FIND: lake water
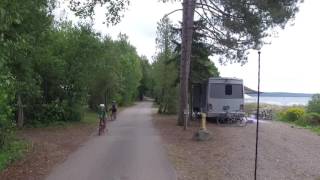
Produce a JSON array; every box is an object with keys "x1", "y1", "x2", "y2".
[{"x1": 245, "y1": 96, "x2": 311, "y2": 106}]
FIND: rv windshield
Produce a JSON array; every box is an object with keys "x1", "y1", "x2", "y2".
[{"x1": 210, "y1": 83, "x2": 243, "y2": 99}]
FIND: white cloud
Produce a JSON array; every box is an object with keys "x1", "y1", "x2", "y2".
[
  {"x1": 215, "y1": 1, "x2": 320, "y2": 94},
  {"x1": 93, "y1": 0, "x2": 182, "y2": 59},
  {"x1": 55, "y1": 0, "x2": 320, "y2": 94}
]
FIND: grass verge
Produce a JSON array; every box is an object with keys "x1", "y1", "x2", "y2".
[
  {"x1": 245, "y1": 103, "x2": 320, "y2": 135},
  {"x1": 0, "y1": 140, "x2": 28, "y2": 171},
  {"x1": 80, "y1": 110, "x2": 99, "y2": 124},
  {"x1": 0, "y1": 110, "x2": 98, "y2": 173},
  {"x1": 280, "y1": 118, "x2": 320, "y2": 135}
]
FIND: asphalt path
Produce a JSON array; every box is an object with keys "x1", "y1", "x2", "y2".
[{"x1": 46, "y1": 101, "x2": 177, "y2": 180}]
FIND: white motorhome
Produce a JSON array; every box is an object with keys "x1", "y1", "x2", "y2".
[{"x1": 192, "y1": 77, "x2": 245, "y2": 118}]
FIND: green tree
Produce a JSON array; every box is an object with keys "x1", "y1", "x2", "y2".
[
  {"x1": 168, "y1": 20, "x2": 220, "y2": 117},
  {"x1": 138, "y1": 56, "x2": 152, "y2": 100},
  {"x1": 0, "y1": 0, "x2": 147, "y2": 134},
  {"x1": 1, "y1": 0, "x2": 55, "y2": 125},
  {"x1": 109, "y1": 34, "x2": 142, "y2": 105},
  {"x1": 152, "y1": 52, "x2": 178, "y2": 114},
  {"x1": 0, "y1": 73, "x2": 14, "y2": 149},
  {"x1": 88, "y1": 33, "x2": 143, "y2": 109},
  {"x1": 152, "y1": 17, "x2": 179, "y2": 114},
  {"x1": 171, "y1": 20, "x2": 220, "y2": 84},
  {"x1": 164, "y1": 0, "x2": 303, "y2": 125},
  {"x1": 69, "y1": 0, "x2": 129, "y2": 25},
  {"x1": 307, "y1": 94, "x2": 320, "y2": 114}
]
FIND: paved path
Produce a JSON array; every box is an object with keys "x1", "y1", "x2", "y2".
[{"x1": 46, "y1": 101, "x2": 176, "y2": 180}]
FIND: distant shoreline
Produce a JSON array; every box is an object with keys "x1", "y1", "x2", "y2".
[
  {"x1": 247, "y1": 92, "x2": 314, "y2": 97},
  {"x1": 245, "y1": 95, "x2": 311, "y2": 106}
]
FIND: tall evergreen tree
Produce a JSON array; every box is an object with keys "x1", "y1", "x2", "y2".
[{"x1": 164, "y1": 0, "x2": 303, "y2": 125}]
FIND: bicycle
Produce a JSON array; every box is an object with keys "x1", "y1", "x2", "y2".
[
  {"x1": 98, "y1": 117, "x2": 106, "y2": 136},
  {"x1": 217, "y1": 111, "x2": 247, "y2": 127},
  {"x1": 110, "y1": 110, "x2": 117, "y2": 121}
]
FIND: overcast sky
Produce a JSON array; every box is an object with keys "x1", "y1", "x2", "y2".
[{"x1": 56, "y1": 0, "x2": 319, "y2": 94}]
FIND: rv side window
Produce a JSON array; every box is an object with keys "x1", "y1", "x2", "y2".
[
  {"x1": 210, "y1": 83, "x2": 243, "y2": 98},
  {"x1": 225, "y1": 84, "x2": 232, "y2": 95}
]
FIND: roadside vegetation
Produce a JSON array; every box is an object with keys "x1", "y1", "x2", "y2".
[
  {"x1": 0, "y1": 0, "x2": 150, "y2": 171},
  {"x1": 0, "y1": 140, "x2": 27, "y2": 172},
  {"x1": 0, "y1": 0, "x2": 308, "y2": 175},
  {"x1": 245, "y1": 94, "x2": 320, "y2": 134},
  {"x1": 0, "y1": 110, "x2": 102, "y2": 180},
  {"x1": 276, "y1": 94, "x2": 320, "y2": 134},
  {"x1": 151, "y1": 18, "x2": 220, "y2": 114}
]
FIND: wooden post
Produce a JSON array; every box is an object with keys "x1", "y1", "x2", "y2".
[
  {"x1": 200, "y1": 113, "x2": 207, "y2": 131},
  {"x1": 17, "y1": 95, "x2": 24, "y2": 128}
]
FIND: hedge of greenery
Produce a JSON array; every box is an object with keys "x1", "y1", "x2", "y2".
[
  {"x1": 1, "y1": 0, "x2": 151, "y2": 169},
  {"x1": 277, "y1": 94, "x2": 320, "y2": 134}
]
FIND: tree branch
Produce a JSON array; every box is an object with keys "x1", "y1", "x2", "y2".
[{"x1": 163, "y1": 8, "x2": 183, "y2": 18}]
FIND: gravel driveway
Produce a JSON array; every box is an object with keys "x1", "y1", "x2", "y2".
[{"x1": 154, "y1": 115, "x2": 320, "y2": 180}]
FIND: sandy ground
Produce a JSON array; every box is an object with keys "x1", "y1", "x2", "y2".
[
  {"x1": 45, "y1": 101, "x2": 176, "y2": 180},
  {"x1": 153, "y1": 115, "x2": 320, "y2": 180}
]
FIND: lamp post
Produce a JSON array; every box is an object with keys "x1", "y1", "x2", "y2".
[{"x1": 254, "y1": 51, "x2": 261, "y2": 180}]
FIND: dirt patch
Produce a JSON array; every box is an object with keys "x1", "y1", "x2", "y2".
[
  {"x1": 153, "y1": 114, "x2": 320, "y2": 180},
  {"x1": 0, "y1": 122, "x2": 98, "y2": 180}
]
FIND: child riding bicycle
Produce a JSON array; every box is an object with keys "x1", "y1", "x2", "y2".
[
  {"x1": 110, "y1": 101, "x2": 117, "y2": 120},
  {"x1": 98, "y1": 104, "x2": 107, "y2": 135}
]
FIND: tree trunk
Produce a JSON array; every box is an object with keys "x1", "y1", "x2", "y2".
[
  {"x1": 178, "y1": 0, "x2": 196, "y2": 126},
  {"x1": 17, "y1": 95, "x2": 24, "y2": 128}
]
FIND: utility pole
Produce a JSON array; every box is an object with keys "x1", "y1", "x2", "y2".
[{"x1": 254, "y1": 51, "x2": 261, "y2": 180}]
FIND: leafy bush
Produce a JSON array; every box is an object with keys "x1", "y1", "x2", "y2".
[
  {"x1": 307, "y1": 94, "x2": 320, "y2": 114},
  {"x1": 0, "y1": 140, "x2": 27, "y2": 171},
  {"x1": 63, "y1": 103, "x2": 84, "y2": 122},
  {"x1": 303, "y1": 112, "x2": 320, "y2": 125},
  {"x1": 26, "y1": 102, "x2": 64, "y2": 126},
  {"x1": 26, "y1": 100, "x2": 85, "y2": 126},
  {"x1": 278, "y1": 107, "x2": 305, "y2": 122},
  {"x1": 0, "y1": 74, "x2": 14, "y2": 150},
  {"x1": 275, "y1": 103, "x2": 320, "y2": 135},
  {"x1": 2, "y1": 1, "x2": 143, "y2": 127}
]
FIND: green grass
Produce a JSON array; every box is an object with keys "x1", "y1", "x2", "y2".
[
  {"x1": 0, "y1": 140, "x2": 28, "y2": 171},
  {"x1": 292, "y1": 119, "x2": 320, "y2": 135},
  {"x1": 24, "y1": 110, "x2": 99, "y2": 128},
  {"x1": 276, "y1": 114, "x2": 320, "y2": 135},
  {"x1": 0, "y1": 110, "x2": 99, "y2": 172},
  {"x1": 312, "y1": 126, "x2": 320, "y2": 134},
  {"x1": 290, "y1": 121, "x2": 320, "y2": 135},
  {"x1": 244, "y1": 103, "x2": 305, "y2": 115},
  {"x1": 81, "y1": 110, "x2": 99, "y2": 124},
  {"x1": 245, "y1": 103, "x2": 320, "y2": 135}
]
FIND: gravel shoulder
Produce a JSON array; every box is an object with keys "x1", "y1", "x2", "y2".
[{"x1": 153, "y1": 114, "x2": 320, "y2": 180}]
